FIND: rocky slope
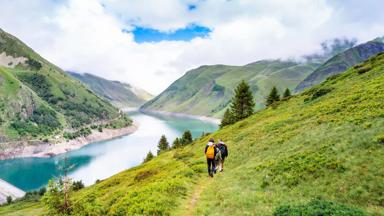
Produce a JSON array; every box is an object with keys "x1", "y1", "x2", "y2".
[{"x1": 295, "y1": 38, "x2": 384, "y2": 92}]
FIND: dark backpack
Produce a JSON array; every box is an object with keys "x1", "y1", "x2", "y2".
[{"x1": 218, "y1": 145, "x2": 227, "y2": 157}]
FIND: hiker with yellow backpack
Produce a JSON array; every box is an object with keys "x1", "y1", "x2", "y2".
[{"x1": 205, "y1": 138, "x2": 217, "y2": 177}]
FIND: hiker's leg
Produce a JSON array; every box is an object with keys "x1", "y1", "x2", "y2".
[
  {"x1": 221, "y1": 158, "x2": 225, "y2": 171},
  {"x1": 207, "y1": 159, "x2": 211, "y2": 174}
]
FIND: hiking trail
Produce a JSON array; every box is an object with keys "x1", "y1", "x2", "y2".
[{"x1": 184, "y1": 177, "x2": 213, "y2": 216}]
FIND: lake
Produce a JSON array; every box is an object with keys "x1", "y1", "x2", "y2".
[{"x1": 0, "y1": 111, "x2": 218, "y2": 191}]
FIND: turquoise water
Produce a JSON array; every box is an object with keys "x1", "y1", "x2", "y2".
[{"x1": 0, "y1": 112, "x2": 218, "y2": 191}]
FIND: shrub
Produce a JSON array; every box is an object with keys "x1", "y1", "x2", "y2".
[
  {"x1": 6, "y1": 196, "x2": 12, "y2": 205},
  {"x1": 180, "y1": 130, "x2": 193, "y2": 145},
  {"x1": 26, "y1": 58, "x2": 42, "y2": 70},
  {"x1": 39, "y1": 187, "x2": 47, "y2": 196},
  {"x1": 375, "y1": 134, "x2": 384, "y2": 144},
  {"x1": 273, "y1": 199, "x2": 367, "y2": 216},
  {"x1": 356, "y1": 65, "x2": 372, "y2": 74},
  {"x1": 304, "y1": 88, "x2": 333, "y2": 102},
  {"x1": 17, "y1": 73, "x2": 53, "y2": 101},
  {"x1": 143, "y1": 151, "x2": 154, "y2": 163},
  {"x1": 10, "y1": 106, "x2": 61, "y2": 136},
  {"x1": 72, "y1": 180, "x2": 85, "y2": 191}
]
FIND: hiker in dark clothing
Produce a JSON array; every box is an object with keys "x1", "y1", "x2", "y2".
[
  {"x1": 205, "y1": 138, "x2": 217, "y2": 177},
  {"x1": 216, "y1": 139, "x2": 228, "y2": 172}
]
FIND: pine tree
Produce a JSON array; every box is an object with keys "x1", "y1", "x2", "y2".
[
  {"x1": 143, "y1": 151, "x2": 154, "y2": 163},
  {"x1": 157, "y1": 135, "x2": 169, "y2": 154},
  {"x1": 230, "y1": 80, "x2": 255, "y2": 121},
  {"x1": 266, "y1": 86, "x2": 280, "y2": 106},
  {"x1": 180, "y1": 130, "x2": 193, "y2": 145},
  {"x1": 172, "y1": 138, "x2": 182, "y2": 149},
  {"x1": 283, "y1": 88, "x2": 291, "y2": 99},
  {"x1": 220, "y1": 108, "x2": 235, "y2": 128}
]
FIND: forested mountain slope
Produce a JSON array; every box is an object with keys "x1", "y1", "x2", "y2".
[{"x1": 0, "y1": 28, "x2": 129, "y2": 143}]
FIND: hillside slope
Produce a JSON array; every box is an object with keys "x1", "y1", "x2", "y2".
[
  {"x1": 142, "y1": 60, "x2": 318, "y2": 118},
  {"x1": 68, "y1": 72, "x2": 153, "y2": 108},
  {"x1": 295, "y1": 38, "x2": 384, "y2": 92},
  {"x1": 3, "y1": 53, "x2": 384, "y2": 215},
  {"x1": 0, "y1": 28, "x2": 128, "y2": 143}
]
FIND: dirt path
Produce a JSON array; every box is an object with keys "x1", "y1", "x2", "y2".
[{"x1": 184, "y1": 177, "x2": 213, "y2": 216}]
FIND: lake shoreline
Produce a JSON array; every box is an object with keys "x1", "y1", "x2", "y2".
[
  {"x1": 0, "y1": 121, "x2": 139, "y2": 160},
  {"x1": 139, "y1": 109, "x2": 221, "y2": 124}
]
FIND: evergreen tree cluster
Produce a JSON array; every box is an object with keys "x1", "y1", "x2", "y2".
[
  {"x1": 144, "y1": 130, "x2": 194, "y2": 163},
  {"x1": 220, "y1": 80, "x2": 292, "y2": 128},
  {"x1": 266, "y1": 87, "x2": 291, "y2": 106}
]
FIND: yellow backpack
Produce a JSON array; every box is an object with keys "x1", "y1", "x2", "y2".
[{"x1": 206, "y1": 145, "x2": 215, "y2": 159}]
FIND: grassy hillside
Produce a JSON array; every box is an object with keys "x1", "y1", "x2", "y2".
[
  {"x1": 142, "y1": 60, "x2": 318, "y2": 118},
  {"x1": 0, "y1": 28, "x2": 128, "y2": 142},
  {"x1": 3, "y1": 53, "x2": 384, "y2": 215},
  {"x1": 68, "y1": 72, "x2": 153, "y2": 108},
  {"x1": 295, "y1": 39, "x2": 384, "y2": 92}
]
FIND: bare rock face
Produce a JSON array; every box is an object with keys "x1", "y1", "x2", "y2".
[{"x1": 0, "y1": 52, "x2": 27, "y2": 68}]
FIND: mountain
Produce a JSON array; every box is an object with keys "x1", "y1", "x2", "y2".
[
  {"x1": 0, "y1": 28, "x2": 130, "y2": 143},
  {"x1": 3, "y1": 52, "x2": 384, "y2": 215},
  {"x1": 295, "y1": 38, "x2": 384, "y2": 92},
  {"x1": 140, "y1": 39, "x2": 357, "y2": 118},
  {"x1": 68, "y1": 72, "x2": 153, "y2": 108},
  {"x1": 141, "y1": 60, "x2": 319, "y2": 118}
]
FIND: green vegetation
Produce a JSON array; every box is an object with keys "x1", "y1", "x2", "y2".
[
  {"x1": 266, "y1": 86, "x2": 280, "y2": 106},
  {"x1": 295, "y1": 39, "x2": 384, "y2": 92},
  {"x1": 143, "y1": 151, "x2": 154, "y2": 163},
  {"x1": 157, "y1": 135, "x2": 170, "y2": 154},
  {"x1": 4, "y1": 51, "x2": 384, "y2": 216},
  {"x1": 26, "y1": 58, "x2": 42, "y2": 71},
  {"x1": 220, "y1": 81, "x2": 255, "y2": 127},
  {"x1": 180, "y1": 130, "x2": 193, "y2": 145},
  {"x1": 10, "y1": 106, "x2": 61, "y2": 136},
  {"x1": 68, "y1": 72, "x2": 153, "y2": 108},
  {"x1": 273, "y1": 199, "x2": 367, "y2": 216},
  {"x1": 6, "y1": 196, "x2": 12, "y2": 205},
  {"x1": 282, "y1": 88, "x2": 291, "y2": 99},
  {"x1": 0, "y1": 28, "x2": 129, "y2": 143},
  {"x1": 142, "y1": 60, "x2": 319, "y2": 118},
  {"x1": 172, "y1": 137, "x2": 182, "y2": 149},
  {"x1": 229, "y1": 80, "x2": 255, "y2": 120}
]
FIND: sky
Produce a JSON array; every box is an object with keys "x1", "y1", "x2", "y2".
[{"x1": 0, "y1": 0, "x2": 384, "y2": 94}]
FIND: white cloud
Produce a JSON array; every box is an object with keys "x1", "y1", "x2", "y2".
[{"x1": 0, "y1": 0, "x2": 383, "y2": 94}]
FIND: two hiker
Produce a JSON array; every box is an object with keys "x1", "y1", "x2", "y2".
[{"x1": 204, "y1": 138, "x2": 228, "y2": 177}]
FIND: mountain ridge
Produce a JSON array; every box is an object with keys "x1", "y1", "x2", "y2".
[
  {"x1": 68, "y1": 72, "x2": 153, "y2": 108},
  {"x1": 295, "y1": 39, "x2": 384, "y2": 91},
  {"x1": 141, "y1": 59, "x2": 319, "y2": 118}
]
